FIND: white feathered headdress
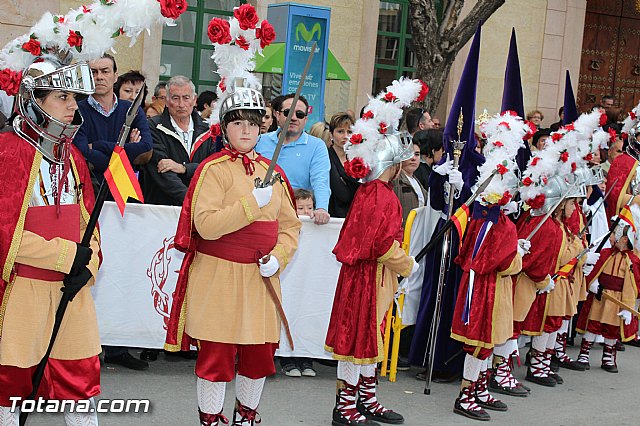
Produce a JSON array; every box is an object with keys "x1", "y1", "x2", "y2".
[{"x1": 0, "y1": 0, "x2": 188, "y2": 95}]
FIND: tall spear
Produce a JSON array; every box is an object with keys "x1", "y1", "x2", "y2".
[{"x1": 423, "y1": 110, "x2": 466, "y2": 395}]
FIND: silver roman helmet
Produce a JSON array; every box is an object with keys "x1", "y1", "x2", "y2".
[
  {"x1": 218, "y1": 78, "x2": 265, "y2": 123},
  {"x1": 13, "y1": 56, "x2": 94, "y2": 164},
  {"x1": 360, "y1": 131, "x2": 414, "y2": 183},
  {"x1": 530, "y1": 175, "x2": 570, "y2": 217},
  {"x1": 627, "y1": 122, "x2": 640, "y2": 161},
  {"x1": 574, "y1": 165, "x2": 604, "y2": 186}
]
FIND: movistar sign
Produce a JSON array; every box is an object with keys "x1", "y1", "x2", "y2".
[{"x1": 295, "y1": 22, "x2": 322, "y2": 42}]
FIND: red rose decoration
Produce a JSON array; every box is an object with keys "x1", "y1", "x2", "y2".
[
  {"x1": 67, "y1": 30, "x2": 83, "y2": 52},
  {"x1": 416, "y1": 80, "x2": 429, "y2": 102},
  {"x1": 631, "y1": 111, "x2": 637, "y2": 121},
  {"x1": 234, "y1": 4, "x2": 259, "y2": 30},
  {"x1": 600, "y1": 112, "x2": 607, "y2": 126},
  {"x1": 235, "y1": 36, "x2": 250, "y2": 50},
  {"x1": 622, "y1": 132, "x2": 629, "y2": 140},
  {"x1": 345, "y1": 158, "x2": 370, "y2": 179},
  {"x1": 498, "y1": 191, "x2": 512, "y2": 206},
  {"x1": 523, "y1": 121, "x2": 537, "y2": 140},
  {"x1": 379, "y1": 122, "x2": 388, "y2": 134},
  {"x1": 350, "y1": 133, "x2": 363, "y2": 144},
  {"x1": 559, "y1": 151, "x2": 569, "y2": 162},
  {"x1": 503, "y1": 110, "x2": 518, "y2": 117},
  {"x1": 522, "y1": 177, "x2": 533, "y2": 186},
  {"x1": 496, "y1": 164, "x2": 508, "y2": 175},
  {"x1": 22, "y1": 38, "x2": 41, "y2": 56},
  {"x1": 208, "y1": 18, "x2": 232, "y2": 45},
  {"x1": 158, "y1": 0, "x2": 188, "y2": 20},
  {"x1": 552, "y1": 132, "x2": 563, "y2": 142},
  {"x1": 571, "y1": 162, "x2": 577, "y2": 172},
  {"x1": 608, "y1": 127, "x2": 617, "y2": 143},
  {"x1": 584, "y1": 153, "x2": 593, "y2": 161},
  {"x1": 542, "y1": 176, "x2": 548, "y2": 185},
  {"x1": 256, "y1": 20, "x2": 276, "y2": 49},
  {"x1": 531, "y1": 157, "x2": 539, "y2": 166},
  {"x1": 0, "y1": 69, "x2": 22, "y2": 97},
  {"x1": 383, "y1": 92, "x2": 396, "y2": 102},
  {"x1": 209, "y1": 123, "x2": 221, "y2": 138},
  {"x1": 82, "y1": 5, "x2": 92, "y2": 13},
  {"x1": 563, "y1": 123, "x2": 575, "y2": 131},
  {"x1": 498, "y1": 121, "x2": 511, "y2": 130},
  {"x1": 218, "y1": 77, "x2": 226, "y2": 93},
  {"x1": 527, "y1": 194, "x2": 546, "y2": 210},
  {"x1": 362, "y1": 110, "x2": 374, "y2": 120},
  {"x1": 493, "y1": 141, "x2": 504, "y2": 147}
]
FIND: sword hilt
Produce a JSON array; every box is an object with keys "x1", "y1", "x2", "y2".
[{"x1": 254, "y1": 172, "x2": 281, "y2": 189}]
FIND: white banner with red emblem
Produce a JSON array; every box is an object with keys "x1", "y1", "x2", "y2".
[{"x1": 91, "y1": 202, "x2": 350, "y2": 358}]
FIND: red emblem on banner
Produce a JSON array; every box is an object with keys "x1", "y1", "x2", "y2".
[{"x1": 146, "y1": 236, "x2": 178, "y2": 329}]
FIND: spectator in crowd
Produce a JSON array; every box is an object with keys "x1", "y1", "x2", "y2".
[
  {"x1": 605, "y1": 107, "x2": 622, "y2": 126},
  {"x1": 432, "y1": 117, "x2": 441, "y2": 129},
  {"x1": 152, "y1": 81, "x2": 168, "y2": 109},
  {"x1": 73, "y1": 53, "x2": 152, "y2": 371},
  {"x1": 393, "y1": 142, "x2": 427, "y2": 226},
  {"x1": 256, "y1": 93, "x2": 331, "y2": 226},
  {"x1": 602, "y1": 94, "x2": 615, "y2": 111},
  {"x1": 140, "y1": 75, "x2": 213, "y2": 207},
  {"x1": 601, "y1": 123, "x2": 624, "y2": 174},
  {"x1": 526, "y1": 109, "x2": 544, "y2": 129},
  {"x1": 261, "y1": 101, "x2": 277, "y2": 134},
  {"x1": 309, "y1": 121, "x2": 331, "y2": 147},
  {"x1": 531, "y1": 128, "x2": 551, "y2": 152},
  {"x1": 327, "y1": 112, "x2": 359, "y2": 218},
  {"x1": 114, "y1": 70, "x2": 147, "y2": 102},
  {"x1": 295, "y1": 188, "x2": 315, "y2": 216},
  {"x1": 145, "y1": 100, "x2": 164, "y2": 118},
  {"x1": 405, "y1": 107, "x2": 435, "y2": 136},
  {"x1": 412, "y1": 129, "x2": 443, "y2": 190},
  {"x1": 196, "y1": 90, "x2": 217, "y2": 120},
  {"x1": 550, "y1": 106, "x2": 564, "y2": 131}
]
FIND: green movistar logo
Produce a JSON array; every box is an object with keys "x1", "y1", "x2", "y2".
[{"x1": 295, "y1": 22, "x2": 321, "y2": 42}]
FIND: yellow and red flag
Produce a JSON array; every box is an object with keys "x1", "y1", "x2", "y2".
[
  {"x1": 104, "y1": 145, "x2": 144, "y2": 216},
  {"x1": 619, "y1": 204, "x2": 636, "y2": 232},
  {"x1": 555, "y1": 257, "x2": 577, "y2": 278},
  {"x1": 451, "y1": 204, "x2": 470, "y2": 246}
]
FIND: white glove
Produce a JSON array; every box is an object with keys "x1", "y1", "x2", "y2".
[
  {"x1": 517, "y1": 239, "x2": 531, "y2": 257},
  {"x1": 409, "y1": 256, "x2": 420, "y2": 276},
  {"x1": 503, "y1": 201, "x2": 519, "y2": 216},
  {"x1": 538, "y1": 276, "x2": 555, "y2": 294},
  {"x1": 448, "y1": 169, "x2": 463, "y2": 193},
  {"x1": 259, "y1": 255, "x2": 279, "y2": 277},
  {"x1": 433, "y1": 154, "x2": 454, "y2": 176},
  {"x1": 589, "y1": 279, "x2": 600, "y2": 294},
  {"x1": 583, "y1": 263, "x2": 594, "y2": 276},
  {"x1": 252, "y1": 186, "x2": 273, "y2": 208},
  {"x1": 618, "y1": 310, "x2": 632, "y2": 326},
  {"x1": 586, "y1": 252, "x2": 600, "y2": 265}
]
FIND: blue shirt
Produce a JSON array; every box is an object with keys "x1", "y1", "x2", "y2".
[
  {"x1": 256, "y1": 130, "x2": 331, "y2": 211},
  {"x1": 74, "y1": 98, "x2": 152, "y2": 183}
]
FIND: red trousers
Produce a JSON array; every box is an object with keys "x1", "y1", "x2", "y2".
[
  {"x1": 0, "y1": 356, "x2": 100, "y2": 406},
  {"x1": 195, "y1": 341, "x2": 278, "y2": 382}
]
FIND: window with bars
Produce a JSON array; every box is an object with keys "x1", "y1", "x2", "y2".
[{"x1": 159, "y1": 0, "x2": 243, "y2": 93}]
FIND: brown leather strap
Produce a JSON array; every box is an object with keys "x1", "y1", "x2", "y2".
[{"x1": 260, "y1": 275, "x2": 294, "y2": 350}]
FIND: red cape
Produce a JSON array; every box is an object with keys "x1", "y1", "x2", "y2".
[
  {"x1": 324, "y1": 180, "x2": 403, "y2": 363},
  {"x1": 0, "y1": 132, "x2": 97, "y2": 337},
  {"x1": 606, "y1": 153, "x2": 638, "y2": 221},
  {"x1": 164, "y1": 151, "x2": 295, "y2": 351},
  {"x1": 450, "y1": 213, "x2": 518, "y2": 347}
]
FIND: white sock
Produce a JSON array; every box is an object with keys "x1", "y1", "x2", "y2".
[
  {"x1": 0, "y1": 406, "x2": 18, "y2": 426},
  {"x1": 462, "y1": 354, "x2": 483, "y2": 382},
  {"x1": 559, "y1": 319, "x2": 570, "y2": 335},
  {"x1": 493, "y1": 341, "x2": 511, "y2": 358},
  {"x1": 235, "y1": 375, "x2": 265, "y2": 410},
  {"x1": 546, "y1": 331, "x2": 558, "y2": 350},
  {"x1": 197, "y1": 377, "x2": 226, "y2": 414},
  {"x1": 532, "y1": 334, "x2": 549, "y2": 352},
  {"x1": 604, "y1": 338, "x2": 616, "y2": 346},
  {"x1": 583, "y1": 332, "x2": 597, "y2": 342},
  {"x1": 360, "y1": 363, "x2": 376, "y2": 378},
  {"x1": 337, "y1": 361, "x2": 361, "y2": 386},
  {"x1": 63, "y1": 398, "x2": 98, "y2": 426}
]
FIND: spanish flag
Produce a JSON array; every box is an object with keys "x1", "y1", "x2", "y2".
[
  {"x1": 451, "y1": 204, "x2": 470, "y2": 246},
  {"x1": 619, "y1": 204, "x2": 636, "y2": 232},
  {"x1": 555, "y1": 257, "x2": 577, "y2": 278},
  {"x1": 104, "y1": 145, "x2": 144, "y2": 216}
]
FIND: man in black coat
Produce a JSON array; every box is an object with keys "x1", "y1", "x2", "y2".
[{"x1": 141, "y1": 76, "x2": 218, "y2": 206}]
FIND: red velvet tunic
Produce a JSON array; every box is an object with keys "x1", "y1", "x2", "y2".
[
  {"x1": 325, "y1": 180, "x2": 413, "y2": 364},
  {"x1": 450, "y1": 213, "x2": 521, "y2": 350}
]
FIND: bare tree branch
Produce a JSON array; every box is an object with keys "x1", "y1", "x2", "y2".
[{"x1": 438, "y1": 0, "x2": 456, "y2": 36}]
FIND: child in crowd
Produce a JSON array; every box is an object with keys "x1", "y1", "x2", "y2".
[{"x1": 295, "y1": 189, "x2": 315, "y2": 217}]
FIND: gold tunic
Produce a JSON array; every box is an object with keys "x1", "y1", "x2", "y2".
[{"x1": 184, "y1": 157, "x2": 301, "y2": 345}]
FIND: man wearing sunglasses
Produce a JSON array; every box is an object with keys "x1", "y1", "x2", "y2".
[{"x1": 256, "y1": 94, "x2": 331, "y2": 226}]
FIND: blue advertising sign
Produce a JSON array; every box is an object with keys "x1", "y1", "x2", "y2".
[{"x1": 268, "y1": 4, "x2": 330, "y2": 128}]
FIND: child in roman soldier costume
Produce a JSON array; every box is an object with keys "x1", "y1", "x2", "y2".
[
  {"x1": 449, "y1": 112, "x2": 531, "y2": 421},
  {"x1": 164, "y1": 7, "x2": 298, "y2": 426},
  {"x1": 324, "y1": 78, "x2": 425, "y2": 426},
  {"x1": 575, "y1": 206, "x2": 640, "y2": 372}
]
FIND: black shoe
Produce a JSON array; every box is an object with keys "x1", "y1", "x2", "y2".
[
  {"x1": 140, "y1": 349, "x2": 159, "y2": 361},
  {"x1": 104, "y1": 352, "x2": 149, "y2": 371},
  {"x1": 475, "y1": 398, "x2": 508, "y2": 412},
  {"x1": 558, "y1": 358, "x2": 587, "y2": 371},
  {"x1": 164, "y1": 350, "x2": 197, "y2": 361},
  {"x1": 627, "y1": 339, "x2": 640, "y2": 348},
  {"x1": 549, "y1": 371, "x2": 563, "y2": 384},
  {"x1": 332, "y1": 407, "x2": 380, "y2": 425},
  {"x1": 453, "y1": 398, "x2": 490, "y2": 421},
  {"x1": 525, "y1": 369, "x2": 556, "y2": 387},
  {"x1": 356, "y1": 400, "x2": 404, "y2": 424},
  {"x1": 616, "y1": 341, "x2": 625, "y2": 352},
  {"x1": 601, "y1": 363, "x2": 619, "y2": 373},
  {"x1": 488, "y1": 376, "x2": 529, "y2": 397}
]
